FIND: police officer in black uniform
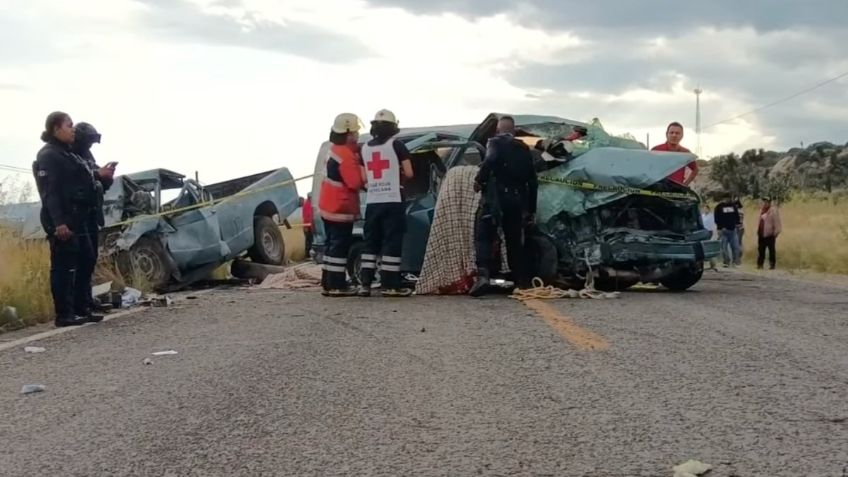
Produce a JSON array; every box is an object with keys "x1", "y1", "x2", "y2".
[
  {"x1": 72, "y1": 122, "x2": 116, "y2": 315},
  {"x1": 33, "y1": 112, "x2": 102, "y2": 327},
  {"x1": 470, "y1": 115, "x2": 538, "y2": 297}
]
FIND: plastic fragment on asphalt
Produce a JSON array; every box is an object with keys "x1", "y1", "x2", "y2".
[
  {"x1": 122, "y1": 288, "x2": 142, "y2": 307},
  {"x1": 673, "y1": 459, "x2": 712, "y2": 477},
  {"x1": 24, "y1": 346, "x2": 46, "y2": 353},
  {"x1": 152, "y1": 350, "x2": 178, "y2": 356},
  {"x1": 20, "y1": 384, "x2": 46, "y2": 395}
]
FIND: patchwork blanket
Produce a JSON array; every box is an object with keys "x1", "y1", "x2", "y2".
[{"x1": 415, "y1": 166, "x2": 507, "y2": 295}]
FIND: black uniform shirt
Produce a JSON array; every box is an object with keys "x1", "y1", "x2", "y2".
[
  {"x1": 33, "y1": 139, "x2": 97, "y2": 233},
  {"x1": 475, "y1": 133, "x2": 538, "y2": 214}
]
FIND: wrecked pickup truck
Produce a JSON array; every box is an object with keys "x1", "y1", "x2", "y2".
[
  {"x1": 18, "y1": 167, "x2": 299, "y2": 289},
  {"x1": 310, "y1": 113, "x2": 719, "y2": 291}
]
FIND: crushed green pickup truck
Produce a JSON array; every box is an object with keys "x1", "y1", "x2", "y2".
[{"x1": 308, "y1": 112, "x2": 719, "y2": 291}]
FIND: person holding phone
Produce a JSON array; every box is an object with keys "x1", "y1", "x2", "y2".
[
  {"x1": 33, "y1": 112, "x2": 100, "y2": 327},
  {"x1": 72, "y1": 122, "x2": 116, "y2": 319}
]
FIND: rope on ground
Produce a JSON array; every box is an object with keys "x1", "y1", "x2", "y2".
[{"x1": 510, "y1": 277, "x2": 620, "y2": 301}]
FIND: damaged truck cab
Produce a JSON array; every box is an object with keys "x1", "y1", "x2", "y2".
[{"x1": 101, "y1": 167, "x2": 299, "y2": 290}]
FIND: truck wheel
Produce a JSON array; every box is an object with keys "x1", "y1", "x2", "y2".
[
  {"x1": 526, "y1": 235, "x2": 558, "y2": 285},
  {"x1": 660, "y1": 262, "x2": 704, "y2": 292},
  {"x1": 248, "y1": 216, "x2": 285, "y2": 265},
  {"x1": 117, "y1": 237, "x2": 173, "y2": 290}
]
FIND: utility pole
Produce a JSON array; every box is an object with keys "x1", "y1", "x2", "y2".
[{"x1": 694, "y1": 86, "x2": 703, "y2": 158}]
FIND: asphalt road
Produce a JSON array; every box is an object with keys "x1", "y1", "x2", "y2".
[{"x1": 1, "y1": 271, "x2": 847, "y2": 477}]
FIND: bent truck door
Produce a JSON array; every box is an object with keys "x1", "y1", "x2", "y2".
[
  {"x1": 165, "y1": 182, "x2": 225, "y2": 269},
  {"x1": 400, "y1": 139, "x2": 485, "y2": 273}
]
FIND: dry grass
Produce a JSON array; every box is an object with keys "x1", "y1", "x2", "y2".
[
  {"x1": 739, "y1": 197, "x2": 848, "y2": 274},
  {"x1": 0, "y1": 228, "x2": 53, "y2": 331}
]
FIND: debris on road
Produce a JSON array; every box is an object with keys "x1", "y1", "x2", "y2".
[
  {"x1": 20, "y1": 384, "x2": 46, "y2": 395},
  {"x1": 147, "y1": 295, "x2": 173, "y2": 307},
  {"x1": 152, "y1": 350, "x2": 178, "y2": 356},
  {"x1": 673, "y1": 459, "x2": 712, "y2": 477},
  {"x1": 1, "y1": 305, "x2": 20, "y2": 327},
  {"x1": 91, "y1": 282, "x2": 113, "y2": 301},
  {"x1": 258, "y1": 263, "x2": 322, "y2": 290},
  {"x1": 143, "y1": 358, "x2": 153, "y2": 365},
  {"x1": 122, "y1": 287, "x2": 143, "y2": 307},
  {"x1": 24, "y1": 346, "x2": 46, "y2": 353}
]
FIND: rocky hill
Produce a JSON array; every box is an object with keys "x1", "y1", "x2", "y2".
[{"x1": 692, "y1": 142, "x2": 848, "y2": 201}]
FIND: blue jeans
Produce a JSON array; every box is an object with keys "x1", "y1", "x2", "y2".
[{"x1": 719, "y1": 228, "x2": 741, "y2": 266}]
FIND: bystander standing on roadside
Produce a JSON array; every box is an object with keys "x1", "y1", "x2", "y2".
[
  {"x1": 701, "y1": 203, "x2": 717, "y2": 270},
  {"x1": 302, "y1": 193, "x2": 314, "y2": 260},
  {"x1": 714, "y1": 194, "x2": 742, "y2": 268},
  {"x1": 757, "y1": 197, "x2": 782, "y2": 270},
  {"x1": 733, "y1": 195, "x2": 746, "y2": 256}
]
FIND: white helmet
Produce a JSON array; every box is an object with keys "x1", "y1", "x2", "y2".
[
  {"x1": 332, "y1": 113, "x2": 362, "y2": 134},
  {"x1": 372, "y1": 109, "x2": 399, "y2": 125}
]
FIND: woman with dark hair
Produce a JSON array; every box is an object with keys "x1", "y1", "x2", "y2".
[
  {"x1": 317, "y1": 113, "x2": 365, "y2": 296},
  {"x1": 32, "y1": 111, "x2": 101, "y2": 327}
]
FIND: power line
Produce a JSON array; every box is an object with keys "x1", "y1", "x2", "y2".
[
  {"x1": 702, "y1": 70, "x2": 848, "y2": 131},
  {"x1": 0, "y1": 164, "x2": 31, "y2": 174}
]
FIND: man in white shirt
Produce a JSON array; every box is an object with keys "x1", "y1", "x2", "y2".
[{"x1": 701, "y1": 203, "x2": 717, "y2": 270}]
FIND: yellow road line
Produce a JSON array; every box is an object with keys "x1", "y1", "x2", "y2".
[{"x1": 522, "y1": 299, "x2": 610, "y2": 351}]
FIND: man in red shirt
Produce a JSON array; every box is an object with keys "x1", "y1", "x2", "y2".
[
  {"x1": 302, "y1": 193, "x2": 313, "y2": 259},
  {"x1": 651, "y1": 122, "x2": 698, "y2": 185}
]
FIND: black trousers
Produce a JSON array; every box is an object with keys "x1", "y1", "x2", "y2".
[
  {"x1": 757, "y1": 235, "x2": 777, "y2": 269},
  {"x1": 86, "y1": 214, "x2": 101, "y2": 308},
  {"x1": 475, "y1": 195, "x2": 528, "y2": 288},
  {"x1": 304, "y1": 228, "x2": 313, "y2": 259},
  {"x1": 323, "y1": 220, "x2": 353, "y2": 290},
  {"x1": 360, "y1": 202, "x2": 406, "y2": 290},
  {"x1": 48, "y1": 218, "x2": 96, "y2": 319}
]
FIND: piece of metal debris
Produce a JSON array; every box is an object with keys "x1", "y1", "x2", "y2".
[
  {"x1": 24, "y1": 346, "x2": 46, "y2": 353},
  {"x1": 152, "y1": 350, "x2": 178, "y2": 356},
  {"x1": 673, "y1": 459, "x2": 712, "y2": 477},
  {"x1": 20, "y1": 384, "x2": 46, "y2": 395}
]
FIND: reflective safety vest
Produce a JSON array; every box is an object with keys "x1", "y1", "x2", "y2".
[
  {"x1": 318, "y1": 144, "x2": 364, "y2": 223},
  {"x1": 361, "y1": 138, "x2": 402, "y2": 204}
]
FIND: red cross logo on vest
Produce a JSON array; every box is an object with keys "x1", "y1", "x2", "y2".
[{"x1": 367, "y1": 151, "x2": 390, "y2": 179}]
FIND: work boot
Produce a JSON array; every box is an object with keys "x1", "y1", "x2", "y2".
[
  {"x1": 469, "y1": 269, "x2": 490, "y2": 297},
  {"x1": 357, "y1": 286, "x2": 371, "y2": 297},
  {"x1": 55, "y1": 314, "x2": 89, "y2": 327},
  {"x1": 77, "y1": 309, "x2": 104, "y2": 323},
  {"x1": 326, "y1": 287, "x2": 358, "y2": 297},
  {"x1": 381, "y1": 288, "x2": 413, "y2": 298}
]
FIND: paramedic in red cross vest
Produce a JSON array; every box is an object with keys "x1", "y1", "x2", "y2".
[
  {"x1": 651, "y1": 121, "x2": 698, "y2": 185},
  {"x1": 318, "y1": 113, "x2": 365, "y2": 297},
  {"x1": 357, "y1": 109, "x2": 415, "y2": 298}
]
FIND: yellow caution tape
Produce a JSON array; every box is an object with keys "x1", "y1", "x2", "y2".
[
  {"x1": 538, "y1": 176, "x2": 698, "y2": 201},
  {"x1": 107, "y1": 174, "x2": 313, "y2": 229}
]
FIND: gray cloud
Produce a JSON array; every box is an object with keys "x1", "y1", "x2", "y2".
[
  {"x1": 133, "y1": 0, "x2": 374, "y2": 63},
  {"x1": 365, "y1": 0, "x2": 848, "y2": 33},
  {"x1": 365, "y1": 0, "x2": 848, "y2": 152}
]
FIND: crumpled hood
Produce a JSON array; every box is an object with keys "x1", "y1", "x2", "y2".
[{"x1": 537, "y1": 147, "x2": 697, "y2": 222}]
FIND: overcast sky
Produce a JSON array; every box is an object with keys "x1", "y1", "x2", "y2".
[{"x1": 2, "y1": 0, "x2": 846, "y2": 194}]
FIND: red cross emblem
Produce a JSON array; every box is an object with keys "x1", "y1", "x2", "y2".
[{"x1": 367, "y1": 151, "x2": 390, "y2": 179}]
